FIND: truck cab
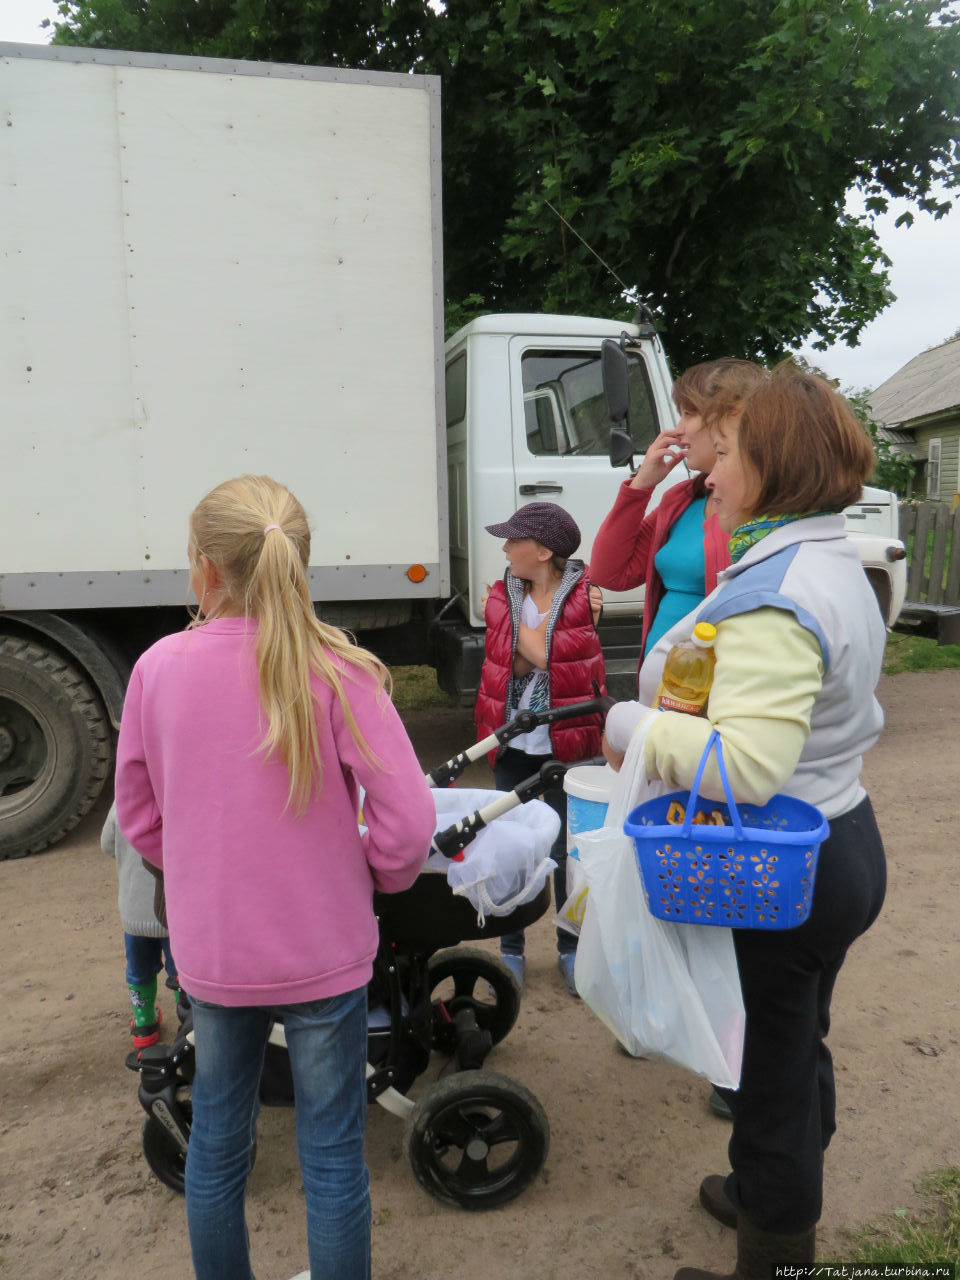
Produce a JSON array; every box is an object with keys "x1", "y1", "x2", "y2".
[{"x1": 445, "y1": 314, "x2": 682, "y2": 631}]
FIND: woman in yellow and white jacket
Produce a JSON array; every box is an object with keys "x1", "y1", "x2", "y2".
[{"x1": 605, "y1": 368, "x2": 887, "y2": 1280}]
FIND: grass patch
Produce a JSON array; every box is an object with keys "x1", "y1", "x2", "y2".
[
  {"x1": 825, "y1": 1167, "x2": 960, "y2": 1268},
  {"x1": 388, "y1": 664, "x2": 457, "y2": 711},
  {"x1": 883, "y1": 632, "x2": 960, "y2": 675}
]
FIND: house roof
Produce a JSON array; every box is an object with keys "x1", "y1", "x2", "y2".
[{"x1": 868, "y1": 336, "x2": 960, "y2": 430}]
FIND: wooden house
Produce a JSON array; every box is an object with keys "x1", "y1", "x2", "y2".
[{"x1": 869, "y1": 336, "x2": 960, "y2": 505}]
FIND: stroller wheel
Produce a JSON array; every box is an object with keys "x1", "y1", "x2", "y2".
[
  {"x1": 428, "y1": 948, "x2": 521, "y2": 1055},
  {"x1": 403, "y1": 1069, "x2": 549, "y2": 1210},
  {"x1": 141, "y1": 1094, "x2": 257, "y2": 1195},
  {"x1": 142, "y1": 1091, "x2": 192, "y2": 1194}
]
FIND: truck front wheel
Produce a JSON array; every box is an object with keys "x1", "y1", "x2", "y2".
[{"x1": 0, "y1": 637, "x2": 112, "y2": 859}]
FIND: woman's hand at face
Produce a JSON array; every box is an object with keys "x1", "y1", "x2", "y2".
[{"x1": 629, "y1": 428, "x2": 688, "y2": 490}]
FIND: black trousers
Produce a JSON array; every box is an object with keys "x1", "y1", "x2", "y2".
[{"x1": 721, "y1": 795, "x2": 886, "y2": 1233}]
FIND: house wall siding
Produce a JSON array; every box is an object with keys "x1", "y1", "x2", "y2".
[{"x1": 914, "y1": 417, "x2": 960, "y2": 500}]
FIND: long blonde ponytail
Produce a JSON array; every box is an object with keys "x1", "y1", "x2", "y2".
[{"x1": 189, "y1": 475, "x2": 391, "y2": 813}]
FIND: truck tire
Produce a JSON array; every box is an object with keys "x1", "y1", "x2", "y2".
[
  {"x1": 0, "y1": 636, "x2": 112, "y2": 859},
  {"x1": 316, "y1": 601, "x2": 414, "y2": 632}
]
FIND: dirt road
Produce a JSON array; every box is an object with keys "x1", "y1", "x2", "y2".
[{"x1": 2, "y1": 672, "x2": 958, "y2": 1280}]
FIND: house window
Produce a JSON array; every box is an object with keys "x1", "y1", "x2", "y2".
[{"x1": 926, "y1": 438, "x2": 941, "y2": 499}]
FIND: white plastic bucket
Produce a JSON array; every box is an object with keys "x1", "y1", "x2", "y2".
[{"x1": 563, "y1": 764, "x2": 616, "y2": 861}]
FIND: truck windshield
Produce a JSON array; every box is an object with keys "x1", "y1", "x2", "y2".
[{"x1": 521, "y1": 348, "x2": 657, "y2": 458}]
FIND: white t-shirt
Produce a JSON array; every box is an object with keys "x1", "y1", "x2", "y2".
[{"x1": 506, "y1": 595, "x2": 552, "y2": 755}]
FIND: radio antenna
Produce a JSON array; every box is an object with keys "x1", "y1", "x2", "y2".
[{"x1": 543, "y1": 197, "x2": 639, "y2": 302}]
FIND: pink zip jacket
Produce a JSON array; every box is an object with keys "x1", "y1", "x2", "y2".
[{"x1": 114, "y1": 617, "x2": 435, "y2": 1007}]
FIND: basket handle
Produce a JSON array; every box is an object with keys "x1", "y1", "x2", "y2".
[{"x1": 682, "y1": 730, "x2": 744, "y2": 839}]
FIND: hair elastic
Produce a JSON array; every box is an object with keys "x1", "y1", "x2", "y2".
[{"x1": 263, "y1": 524, "x2": 283, "y2": 535}]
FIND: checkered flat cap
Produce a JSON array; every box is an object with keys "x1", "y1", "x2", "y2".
[{"x1": 485, "y1": 502, "x2": 581, "y2": 557}]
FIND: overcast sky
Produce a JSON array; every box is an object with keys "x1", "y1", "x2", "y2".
[{"x1": 3, "y1": 0, "x2": 958, "y2": 395}]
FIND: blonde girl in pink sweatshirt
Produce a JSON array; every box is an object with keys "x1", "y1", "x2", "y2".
[{"x1": 115, "y1": 474, "x2": 435, "y2": 1280}]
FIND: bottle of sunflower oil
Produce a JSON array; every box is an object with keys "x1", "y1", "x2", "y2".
[{"x1": 654, "y1": 621, "x2": 717, "y2": 716}]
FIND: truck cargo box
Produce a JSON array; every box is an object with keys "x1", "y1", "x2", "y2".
[{"x1": 0, "y1": 44, "x2": 446, "y2": 611}]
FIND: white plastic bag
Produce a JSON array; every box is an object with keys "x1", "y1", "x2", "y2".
[
  {"x1": 574, "y1": 719, "x2": 745, "y2": 1089},
  {"x1": 555, "y1": 854, "x2": 589, "y2": 937},
  {"x1": 424, "y1": 788, "x2": 560, "y2": 923}
]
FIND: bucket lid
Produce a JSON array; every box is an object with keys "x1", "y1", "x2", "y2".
[{"x1": 562, "y1": 763, "x2": 617, "y2": 801}]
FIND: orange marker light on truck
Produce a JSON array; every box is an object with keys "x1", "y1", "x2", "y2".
[{"x1": 407, "y1": 564, "x2": 428, "y2": 583}]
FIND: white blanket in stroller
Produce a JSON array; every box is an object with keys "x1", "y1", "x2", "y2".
[{"x1": 424, "y1": 789, "x2": 561, "y2": 923}]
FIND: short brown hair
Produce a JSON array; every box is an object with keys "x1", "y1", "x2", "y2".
[
  {"x1": 672, "y1": 358, "x2": 766, "y2": 428},
  {"x1": 735, "y1": 367, "x2": 874, "y2": 515}
]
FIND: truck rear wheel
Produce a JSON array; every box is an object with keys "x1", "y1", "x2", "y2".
[
  {"x1": 0, "y1": 636, "x2": 112, "y2": 859},
  {"x1": 317, "y1": 601, "x2": 414, "y2": 632}
]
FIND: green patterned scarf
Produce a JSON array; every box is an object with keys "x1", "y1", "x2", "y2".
[{"x1": 728, "y1": 512, "x2": 828, "y2": 564}]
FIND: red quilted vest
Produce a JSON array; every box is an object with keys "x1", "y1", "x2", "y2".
[{"x1": 473, "y1": 564, "x2": 606, "y2": 765}]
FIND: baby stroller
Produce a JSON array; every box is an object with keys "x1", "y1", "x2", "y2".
[{"x1": 129, "y1": 694, "x2": 610, "y2": 1210}]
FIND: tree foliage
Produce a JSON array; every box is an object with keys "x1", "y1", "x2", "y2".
[
  {"x1": 50, "y1": 0, "x2": 960, "y2": 366},
  {"x1": 846, "y1": 389, "x2": 919, "y2": 496}
]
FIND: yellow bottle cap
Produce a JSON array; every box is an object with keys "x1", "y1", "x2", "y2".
[{"x1": 692, "y1": 622, "x2": 717, "y2": 646}]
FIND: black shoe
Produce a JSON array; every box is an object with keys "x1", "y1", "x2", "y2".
[
  {"x1": 676, "y1": 1217, "x2": 815, "y2": 1279},
  {"x1": 699, "y1": 1174, "x2": 737, "y2": 1229},
  {"x1": 709, "y1": 1087, "x2": 734, "y2": 1120}
]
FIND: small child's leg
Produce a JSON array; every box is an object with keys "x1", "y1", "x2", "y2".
[
  {"x1": 161, "y1": 940, "x2": 191, "y2": 1022},
  {"x1": 161, "y1": 938, "x2": 178, "y2": 984},
  {"x1": 128, "y1": 976, "x2": 162, "y2": 1048},
  {"x1": 124, "y1": 933, "x2": 163, "y2": 1048}
]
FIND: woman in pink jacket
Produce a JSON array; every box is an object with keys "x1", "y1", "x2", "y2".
[
  {"x1": 115, "y1": 474, "x2": 435, "y2": 1280},
  {"x1": 591, "y1": 359, "x2": 764, "y2": 661}
]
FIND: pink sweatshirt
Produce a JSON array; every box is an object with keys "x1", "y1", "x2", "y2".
[{"x1": 114, "y1": 618, "x2": 435, "y2": 1007}]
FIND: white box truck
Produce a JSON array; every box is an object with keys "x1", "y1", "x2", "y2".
[{"x1": 0, "y1": 43, "x2": 905, "y2": 859}]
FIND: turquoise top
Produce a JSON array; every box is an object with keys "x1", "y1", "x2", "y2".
[{"x1": 646, "y1": 497, "x2": 707, "y2": 652}]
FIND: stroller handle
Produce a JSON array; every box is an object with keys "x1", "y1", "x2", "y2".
[
  {"x1": 429, "y1": 757, "x2": 578, "y2": 859},
  {"x1": 426, "y1": 689, "x2": 615, "y2": 788}
]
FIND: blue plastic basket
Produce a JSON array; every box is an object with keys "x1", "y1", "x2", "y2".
[{"x1": 624, "y1": 731, "x2": 829, "y2": 930}]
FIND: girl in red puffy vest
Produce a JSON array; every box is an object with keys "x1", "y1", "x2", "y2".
[{"x1": 473, "y1": 502, "x2": 605, "y2": 996}]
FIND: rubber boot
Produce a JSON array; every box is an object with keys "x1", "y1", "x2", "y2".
[
  {"x1": 499, "y1": 953, "x2": 526, "y2": 988},
  {"x1": 129, "y1": 977, "x2": 162, "y2": 1049},
  {"x1": 674, "y1": 1215, "x2": 815, "y2": 1280},
  {"x1": 699, "y1": 1174, "x2": 737, "y2": 1229}
]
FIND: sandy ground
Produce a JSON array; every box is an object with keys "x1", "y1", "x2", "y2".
[{"x1": 2, "y1": 670, "x2": 958, "y2": 1280}]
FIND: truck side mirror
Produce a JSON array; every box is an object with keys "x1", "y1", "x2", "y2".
[
  {"x1": 609, "y1": 428, "x2": 637, "y2": 468},
  {"x1": 602, "y1": 338, "x2": 636, "y2": 468}
]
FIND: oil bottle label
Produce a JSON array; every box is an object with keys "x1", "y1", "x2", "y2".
[{"x1": 657, "y1": 692, "x2": 707, "y2": 716}]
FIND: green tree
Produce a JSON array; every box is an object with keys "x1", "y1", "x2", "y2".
[
  {"x1": 51, "y1": 0, "x2": 960, "y2": 367},
  {"x1": 845, "y1": 389, "x2": 918, "y2": 496}
]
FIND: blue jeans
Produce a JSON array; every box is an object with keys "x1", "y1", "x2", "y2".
[
  {"x1": 124, "y1": 932, "x2": 177, "y2": 986},
  {"x1": 185, "y1": 988, "x2": 371, "y2": 1280}
]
